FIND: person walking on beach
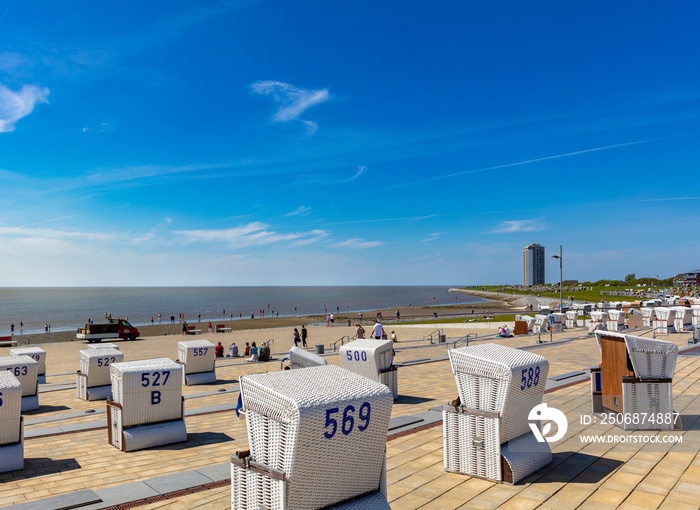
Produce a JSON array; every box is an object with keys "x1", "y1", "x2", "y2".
[
  {"x1": 372, "y1": 319, "x2": 384, "y2": 339},
  {"x1": 293, "y1": 328, "x2": 300, "y2": 347},
  {"x1": 301, "y1": 325, "x2": 308, "y2": 347},
  {"x1": 19, "y1": 322, "x2": 23, "y2": 334},
  {"x1": 182, "y1": 321, "x2": 188, "y2": 335},
  {"x1": 355, "y1": 323, "x2": 365, "y2": 339},
  {"x1": 208, "y1": 321, "x2": 213, "y2": 333},
  {"x1": 10, "y1": 324, "x2": 14, "y2": 335},
  {"x1": 329, "y1": 313, "x2": 334, "y2": 326}
]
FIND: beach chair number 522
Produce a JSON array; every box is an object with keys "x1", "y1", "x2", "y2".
[
  {"x1": 324, "y1": 402, "x2": 371, "y2": 439},
  {"x1": 520, "y1": 365, "x2": 540, "y2": 390},
  {"x1": 97, "y1": 357, "x2": 116, "y2": 367},
  {"x1": 345, "y1": 350, "x2": 368, "y2": 362}
]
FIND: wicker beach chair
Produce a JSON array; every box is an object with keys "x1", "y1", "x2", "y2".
[
  {"x1": 77, "y1": 348, "x2": 123, "y2": 401},
  {"x1": 0, "y1": 372, "x2": 23, "y2": 473},
  {"x1": 522, "y1": 316, "x2": 536, "y2": 332},
  {"x1": 551, "y1": 313, "x2": 565, "y2": 332},
  {"x1": 177, "y1": 339, "x2": 216, "y2": 385},
  {"x1": 692, "y1": 305, "x2": 700, "y2": 328},
  {"x1": 589, "y1": 311, "x2": 608, "y2": 333},
  {"x1": 532, "y1": 315, "x2": 549, "y2": 334},
  {"x1": 641, "y1": 307, "x2": 656, "y2": 328},
  {"x1": 0, "y1": 355, "x2": 39, "y2": 412},
  {"x1": 232, "y1": 364, "x2": 393, "y2": 510},
  {"x1": 10, "y1": 347, "x2": 46, "y2": 383},
  {"x1": 565, "y1": 310, "x2": 578, "y2": 329},
  {"x1": 107, "y1": 358, "x2": 186, "y2": 451},
  {"x1": 592, "y1": 331, "x2": 680, "y2": 430},
  {"x1": 283, "y1": 346, "x2": 328, "y2": 370},
  {"x1": 87, "y1": 342, "x2": 120, "y2": 351},
  {"x1": 652, "y1": 307, "x2": 673, "y2": 335},
  {"x1": 606, "y1": 310, "x2": 626, "y2": 332},
  {"x1": 670, "y1": 307, "x2": 692, "y2": 333},
  {"x1": 340, "y1": 339, "x2": 397, "y2": 400},
  {"x1": 444, "y1": 343, "x2": 552, "y2": 484}
]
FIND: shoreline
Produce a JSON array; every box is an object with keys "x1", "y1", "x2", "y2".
[{"x1": 6, "y1": 300, "x2": 514, "y2": 346}]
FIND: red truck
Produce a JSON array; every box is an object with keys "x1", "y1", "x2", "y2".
[{"x1": 76, "y1": 318, "x2": 140, "y2": 343}]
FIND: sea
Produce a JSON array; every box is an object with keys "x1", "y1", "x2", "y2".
[{"x1": 0, "y1": 286, "x2": 486, "y2": 335}]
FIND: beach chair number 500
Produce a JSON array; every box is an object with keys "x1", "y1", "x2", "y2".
[
  {"x1": 324, "y1": 402, "x2": 371, "y2": 439},
  {"x1": 520, "y1": 365, "x2": 540, "y2": 390},
  {"x1": 345, "y1": 350, "x2": 368, "y2": 362}
]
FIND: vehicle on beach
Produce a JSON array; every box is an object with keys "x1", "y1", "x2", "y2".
[{"x1": 76, "y1": 318, "x2": 139, "y2": 343}]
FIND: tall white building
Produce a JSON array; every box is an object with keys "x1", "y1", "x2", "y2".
[{"x1": 524, "y1": 243, "x2": 545, "y2": 286}]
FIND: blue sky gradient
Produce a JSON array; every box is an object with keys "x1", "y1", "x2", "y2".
[{"x1": 1, "y1": 1, "x2": 699, "y2": 286}]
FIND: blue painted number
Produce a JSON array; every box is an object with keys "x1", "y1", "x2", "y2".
[
  {"x1": 194, "y1": 348, "x2": 208, "y2": 356},
  {"x1": 520, "y1": 365, "x2": 541, "y2": 390},
  {"x1": 345, "y1": 350, "x2": 367, "y2": 362},
  {"x1": 325, "y1": 402, "x2": 371, "y2": 439},
  {"x1": 141, "y1": 371, "x2": 171, "y2": 387}
]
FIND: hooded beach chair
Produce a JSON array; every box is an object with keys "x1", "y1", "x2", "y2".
[
  {"x1": 77, "y1": 347, "x2": 123, "y2": 400},
  {"x1": 565, "y1": 310, "x2": 579, "y2": 329},
  {"x1": 177, "y1": 339, "x2": 217, "y2": 385},
  {"x1": 0, "y1": 372, "x2": 23, "y2": 473},
  {"x1": 0, "y1": 355, "x2": 39, "y2": 411},
  {"x1": 589, "y1": 311, "x2": 608, "y2": 333},
  {"x1": 281, "y1": 345, "x2": 328, "y2": 370},
  {"x1": 606, "y1": 310, "x2": 626, "y2": 331},
  {"x1": 340, "y1": 339, "x2": 398, "y2": 400}
]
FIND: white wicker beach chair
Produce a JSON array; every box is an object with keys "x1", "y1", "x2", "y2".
[
  {"x1": 593, "y1": 331, "x2": 680, "y2": 431},
  {"x1": 77, "y1": 348, "x2": 123, "y2": 401},
  {"x1": 444, "y1": 344, "x2": 552, "y2": 483},
  {"x1": 652, "y1": 307, "x2": 673, "y2": 335},
  {"x1": 232, "y1": 364, "x2": 393, "y2": 510},
  {"x1": 340, "y1": 339, "x2": 397, "y2": 400},
  {"x1": 671, "y1": 307, "x2": 693, "y2": 333},
  {"x1": 550, "y1": 313, "x2": 565, "y2": 332},
  {"x1": 0, "y1": 372, "x2": 23, "y2": 473},
  {"x1": 284, "y1": 346, "x2": 327, "y2": 370},
  {"x1": 565, "y1": 311, "x2": 578, "y2": 329},
  {"x1": 692, "y1": 305, "x2": 700, "y2": 327},
  {"x1": 532, "y1": 315, "x2": 549, "y2": 334},
  {"x1": 523, "y1": 316, "x2": 536, "y2": 332},
  {"x1": 0, "y1": 355, "x2": 39, "y2": 412},
  {"x1": 10, "y1": 347, "x2": 46, "y2": 383},
  {"x1": 606, "y1": 310, "x2": 626, "y2": 331},
  {"x1": 641, "y1": 307, "x2": 656, "y2": 328},
  {"x1": 177, "y1": 339, "x2": 216, "y2": 385},
  {"x1": 87, "y1": 342, "x2": 120, "y2": 351},
  {"x1": 589, "y1": 311, "x2": 608, "y2": 333},
  {"x1": 107, "y1": 358, "x2": 186, "y2": 451}
]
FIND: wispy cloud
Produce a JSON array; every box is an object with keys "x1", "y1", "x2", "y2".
[
  {"x1": 0, "y1": 84, "x2": 49, "y2": 132},
  {"x1": 335, "y1": 238, "x2": 383, "y2": 249},
  {"x1": 250, "y1": 80, "x2": 330, "y2": 134},
  {"x1": 285, "y1": 205, "x2": 312, "y2": 217},
  {"x1": 489, "y1": 219, "x2": 545, "y2": 233},
  {"x1": 343, "y1": 165, "x2": 366, "y2": 182},
  {"x1": 82, "y1": 121, "x2": 114, "y2": 133},
  {"x1": 0, "y1": 225, "x2": 114, "y2": 241},
  {"x1": 422, "y1": 232, "x2": 442, "y2": 242},
  {"x1": 175, "y1": 222, "x2": 328, "y2": 249}
]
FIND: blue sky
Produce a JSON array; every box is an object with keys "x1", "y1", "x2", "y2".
[{"x1": 1, "y1": 1, "x2": 699, "y2": 286}]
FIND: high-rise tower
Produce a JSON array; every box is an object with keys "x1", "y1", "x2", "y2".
[{"x1": 524, "y1": 243, "x2": 545, "y2": 286}]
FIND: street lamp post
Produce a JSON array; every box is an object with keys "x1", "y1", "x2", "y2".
[{"x1": 551, "y1": 245, "x2": 563, "y2": 310}]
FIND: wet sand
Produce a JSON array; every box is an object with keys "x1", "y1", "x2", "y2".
[{"x1": 8, "y1": 300, "x2": 512, "y2": 346}]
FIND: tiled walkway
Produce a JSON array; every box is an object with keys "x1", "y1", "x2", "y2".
[{"x1": 1, "y1": 325, "x2": 698, "y2": 508}]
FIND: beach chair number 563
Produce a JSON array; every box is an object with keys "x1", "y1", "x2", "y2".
[
  {"x1": 520, "y1": 365, "x2": 540, "y2": 390},
  {"x1": 324, "y1": 402, "x2": 371, "y2": 439}
]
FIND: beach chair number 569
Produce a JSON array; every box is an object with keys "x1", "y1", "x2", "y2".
[
  {"x1": 520, "y1": 365, "x2": 540, "y2": 390},
  {"x1": 324, "y1": 402, "x2": 371, "y2": 439}
]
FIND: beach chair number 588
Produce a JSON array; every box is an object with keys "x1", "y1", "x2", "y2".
[
  {"x1": 520, "y1": 365, "x2": 540, "y2": 390},
  {"x1": 324, "y1": 402, "x2": 371, "y2": 439}
]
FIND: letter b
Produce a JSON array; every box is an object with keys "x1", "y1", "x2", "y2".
[{"x1": 151, "y1": 390, "x2": 161, "y2": 405}]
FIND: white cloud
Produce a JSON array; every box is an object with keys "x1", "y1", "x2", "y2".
[
  {"x1": 285, "y1": 205, "x2": 312, "y2": 217},
  {"x1": 422, "y1": 232, "x2": 442, "y2": 242},
  {"x1": 175, "y1": 222, "x2": 328, "y2": 249},
  {"x1": 0, "y1": 84, "x2": 49, "y2": 132},
  {"x1": 335, "y1": 238, "x2": 383, "y2": 249},
  {"x1": 82, "y1": 121, "x2": 114, "y2": 133},
  {"x1": 488, "y1": 219, "x2": 545, "y2": 234},
  {"x1": 250, "y1": 80, "x2": 330, "y2": 133}
]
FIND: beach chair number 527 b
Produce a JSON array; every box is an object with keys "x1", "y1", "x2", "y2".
[{"x1": 140, "y1": 371, "x2": 170, "y2": 387}]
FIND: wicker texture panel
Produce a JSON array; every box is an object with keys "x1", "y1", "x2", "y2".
[
  {"x1": 122, "y1": 419, "x2": 187, "y2": 452},
  {"x1": 0, "y1": 372, "x2": 22, "y2": 445},
  {"x1": 624, "y1": 335, "x2": 678, "y2": 379},
  {"x1": 231, "y1": 462, "x2": 286, "y2": 510},
  {"x1": 79, "y1": 348, "x2": 123, "y2": 387},
  {"x1": 240, "y1": 364, "x2": 392, "y2": 510},
  {"x1": 622, "y1": 381, "x2": 674, "y2": 430},
  {"x1": 177, "y1": 339, "x2": 216, "y2": 374},
  {"x1": 654, "y1": 307, "x2": 673, "y2": 324},
  {"x1": 0, "y1": 419, "x2": 23, "y2": 474},
  {"x1": 0, "y1": 356, "x2": 38, "y2": 397},
  {"x1": 10, "y1": 347, "x2": 46, "y2": 376},
  {"x1": 288, "y1": 346, "x2": 327, "y2": 369},
  {"x1": 449, "y1": 344, "x2": 549, "y2": 442},
  {"x1": 379, "y1": 369, "x2": 398, "y2": 400},
  {"x1": 443, "y1": 410, "x2": 501, "y2": 481},
  {"x1": 339, "y1": 339, "x2": 393, "y2": 382},
  {"x1": 110, "y1": 358, "x2": 183, "y2": 427},
  {"x1": 500, "y1": 432, "x2": 552, "y2": 483}
]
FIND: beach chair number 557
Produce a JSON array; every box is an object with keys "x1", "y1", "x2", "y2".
[
  {"x1": 345, "y1": 350, "x2": 368, "y2": 362},
  {"x1": 324, "y1": 402, "x2": 371, "y2": 439},
  {"x1": 520, "y1": 365, "x2": 540, "y2": 390}
]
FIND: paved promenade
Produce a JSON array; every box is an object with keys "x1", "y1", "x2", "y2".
[{"x1": 0, "y1": 324, "x2": 698, "y2": 509}]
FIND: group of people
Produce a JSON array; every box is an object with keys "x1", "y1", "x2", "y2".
[
  {"x1": 497, "y1": 325, "x2": 512, "y2": 337},
  {"x1": 224, "y1": 341, "x2": 271, "y2": 362},
  {"x1": 292, "y1": 325, "x2": 309, "y2": 347},
  {"x1": 355, "y1": 320, "x2": 397, "y2": 342}
]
